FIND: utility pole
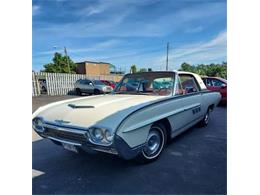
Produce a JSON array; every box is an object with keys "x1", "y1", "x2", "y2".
[
  {"x1": 53, "y1": 46, "x2": 62, "y2": 72},
  {"x1": 166, "y1": 42, "x2": 169, "y2": 71},
  {"x1": 64, "y1": 46, "x2": 71, "y2": 73}
]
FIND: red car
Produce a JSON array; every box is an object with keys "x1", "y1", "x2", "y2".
[
  {"x1": 100, "y1": 80, "x2": 116, "y2": 89},
  {"x1": 202, "y1": 76, "x2": 227, "y2": 104}
]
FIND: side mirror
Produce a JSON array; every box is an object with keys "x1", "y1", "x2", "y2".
[{"x1": 221, "y1": 83, "x2": 227, "y2": 88}]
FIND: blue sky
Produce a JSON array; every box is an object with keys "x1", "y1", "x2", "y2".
[{"x1": 32, "y1": 0, "x2": 226, "y2": 72}]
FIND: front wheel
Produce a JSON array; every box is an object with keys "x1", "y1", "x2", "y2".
[
  {"x1": 94, "y1": 89, "x2": 100, "y2": 95},
  {"x1": 199, "y1": 109, "x2": 210, "y2": 127},
  {"x1": 75, "y1": 88, "x2": 82, "y2": 96},
  {"x1": 136, "y1": 123, "x2": 167, "y2": 163}
]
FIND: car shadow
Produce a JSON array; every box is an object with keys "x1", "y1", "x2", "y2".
[
  {"x1": 32, "y1": 123, "x2": 204, "y2": 194},
  {"x1": 32, "y1": 139, "x2": 143, "y2": 194}
]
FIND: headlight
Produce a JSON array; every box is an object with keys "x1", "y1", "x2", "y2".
[
  {"x1": 104, "y1": 130, "x2": 113, "y2": 142},
  {"x1": 32, "y1": 117, "x2": 45, "y2": 132},
  {"x1": 88, "y1": 127, "x2": 114, "y2": 146},
  {"x1": 91, "y1": 128, "x2": 104, "y2": 141}
]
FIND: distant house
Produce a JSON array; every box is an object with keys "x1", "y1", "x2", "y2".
[{"x1": 76, "y1": 61, "x2": 111, "y2": 76}]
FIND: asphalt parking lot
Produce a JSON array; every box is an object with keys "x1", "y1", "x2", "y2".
[{"x1": 32, "y1": 95, "x2": 227, "y2": 194}]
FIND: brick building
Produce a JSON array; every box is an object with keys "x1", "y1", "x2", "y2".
[{"x1": 76, "y1": 61, "x2": 111, "y2": 76}]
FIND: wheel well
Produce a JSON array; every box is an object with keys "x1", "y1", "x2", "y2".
[
  {"x1": 208, "y1": 104, "x2": 214, "y2": 111},
  {"x1": 153, "y1": 118, "x2": 172, "y2": 142}
]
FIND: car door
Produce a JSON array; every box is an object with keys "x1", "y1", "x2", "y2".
[
  {"x1": 205, "y1": 78, "x2": 217, "y2": 91},
  {"x1": 80, "y1": 80, "x2": 94, "y2": 93},
  {"x1": 168, "y1": 74, "x2": 203, "y2": 134},
  {"x1": 207, "y1": 78, "x2": 226, "y2": 98}
]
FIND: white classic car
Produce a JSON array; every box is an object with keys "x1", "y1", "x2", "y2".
[{"x1": 32, "y1": 71, "x2": 221, "y2": 163}]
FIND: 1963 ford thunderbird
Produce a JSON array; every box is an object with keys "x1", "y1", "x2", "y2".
[{"x1": 32, "y1": 71, "x2": 221, "y2": 163}]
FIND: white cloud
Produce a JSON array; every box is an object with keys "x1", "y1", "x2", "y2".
[
  {"x1": 184, "y1": 26, "x2": 203, "y2": 34},
  {"x1": 34, "y1": 31, "x2": 226, "y2": 72},
  {"x1": 86, "y1": 7, "x2": 102, "y2": 16},
  {"x1": 36, "y1": 39, "x2": 122, "y2": 56},
  {"x1": 32, "y1": 1, "x2": 226, "y2": 71},
  {"x1": 153, "y1": 31, "x2": 227, "y2": 69},
  {"x1": 32, "y1": 5, "x2": 40, "y2": 16},
  {"x1": 175, "y1": 31, "x2": 226, "y2": 59},
  {"x1": 34, "y1": 1, "x2": 225, "y2": 38}
]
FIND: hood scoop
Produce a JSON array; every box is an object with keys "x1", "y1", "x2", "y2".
[{"x1": 68, "y1": 104, "x2": 95, "y2": 109}]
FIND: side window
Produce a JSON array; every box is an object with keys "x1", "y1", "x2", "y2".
[
  {"x1": 80, "y1": 80, "x2": 91, "y2": 85},
  {"x1": 152, "y1": 77, "x2": 174, "y2": 96},
  {"x1": 152, "y1": 77, "x2": 173, "y2": 90},
  {"x1": 179, "y1": 74, "x2": 200, "y2": 94},
  {"x1": 211, "y1": 79, "x2": 224, "y2": 87},
  {"x1": 205, "y1": 78, "x2": 212, "y2": 86}
]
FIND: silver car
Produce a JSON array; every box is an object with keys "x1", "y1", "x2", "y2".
[{"x1": 74, "y1": 79, "x2": 113, "y2": 95}]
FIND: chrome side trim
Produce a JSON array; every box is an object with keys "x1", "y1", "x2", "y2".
[
  {"x1": 122, "y1": 103, "x2": 201, "y2": 133},
  {"x1": 47, "y1": 136, "x2": 82, "y2": 146},
  {"x1": 115, "y1": 90, "x2": 212, "y2": 133}
]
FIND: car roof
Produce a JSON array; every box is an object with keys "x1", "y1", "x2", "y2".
[
  {"x1": 201, "y1": 76, "x2": 227, "y2": 82},
  {"x1": 124, "y1": 71, "x2": 200, "y2": 76},
  {"x1": 123, "y1": 71, "x2": 207, "y2": 90},
  {"x1": 124, "y1": 71, "x2": 175, "y2": 76}
]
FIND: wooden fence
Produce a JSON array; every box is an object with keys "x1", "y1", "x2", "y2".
[{"x1": 32, "y1": 72, "x2": 123, "y2": 96}]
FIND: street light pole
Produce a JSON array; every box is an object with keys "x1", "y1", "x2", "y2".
[
  {"x1": 53, "y1": 46, "x2": 62, "y2": 72},
  {"x1": 64, "y1": 46, "x2": 71, "y2": 74},
  {"x1": 166, "y1": 42, "x2": 169, "y2": 71}
]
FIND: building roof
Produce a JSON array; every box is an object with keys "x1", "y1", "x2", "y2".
[{"x1": 76, "y1": 60, "x2": 112, "y2": 65}]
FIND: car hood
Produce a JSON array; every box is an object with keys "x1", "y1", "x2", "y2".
[{"x1": 33, "y1": 94, "x2": 165, "y2": 131}]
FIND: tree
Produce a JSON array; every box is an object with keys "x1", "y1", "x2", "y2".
[
  {"x1": 179, "y1": 62, "x2": 195, "y2": 72},
  {"x1": 178, "y1": 62, "x2": 227, "y2": 79},
  {"x1": 42, "y1": 52, "x2": 77, "y2": 73},
  {"x1": 139, "y1": 68, "x2": 147, "y2": 72},
  {"x1": 130, "y1": 65, "x2": 137, "y2": 73}
]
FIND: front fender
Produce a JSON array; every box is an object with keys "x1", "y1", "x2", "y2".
[{"x1": 114, "y1": 135, "x2": 144, "y2": 160}]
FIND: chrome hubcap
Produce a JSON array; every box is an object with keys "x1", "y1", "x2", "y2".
[
  {"x1": 143, "y1": 129, "x2": 163, "y2": 158},
  {"x1": 204, "y1": 113, "x2": 209, "y2": 124}
]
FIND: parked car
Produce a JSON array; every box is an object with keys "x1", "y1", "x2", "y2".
[
  {"x1": 74, "y1": 79, "x2": 113, "y2": 95},
  {"x1": 39, "y1": 79, "x2": 47, "y2": 93},
  {"x1": 33, "y1": 71, "x2": 221, "y2": 163},
  {"x1": 201, "y1": 76, "x2": 227, "y2": 104}
]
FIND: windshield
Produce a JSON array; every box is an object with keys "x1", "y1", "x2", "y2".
[{"x1": 114, "y1": 72, "x2": 175, "y2": 96}]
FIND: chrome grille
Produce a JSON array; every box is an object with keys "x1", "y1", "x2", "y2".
[{"x1": 44, "y1": 127, "x2": 87, "y2": 144}]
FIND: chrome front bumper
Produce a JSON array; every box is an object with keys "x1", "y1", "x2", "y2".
[{"x1": 35, "y1": 122, "x2": 118, "y2": 155}]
